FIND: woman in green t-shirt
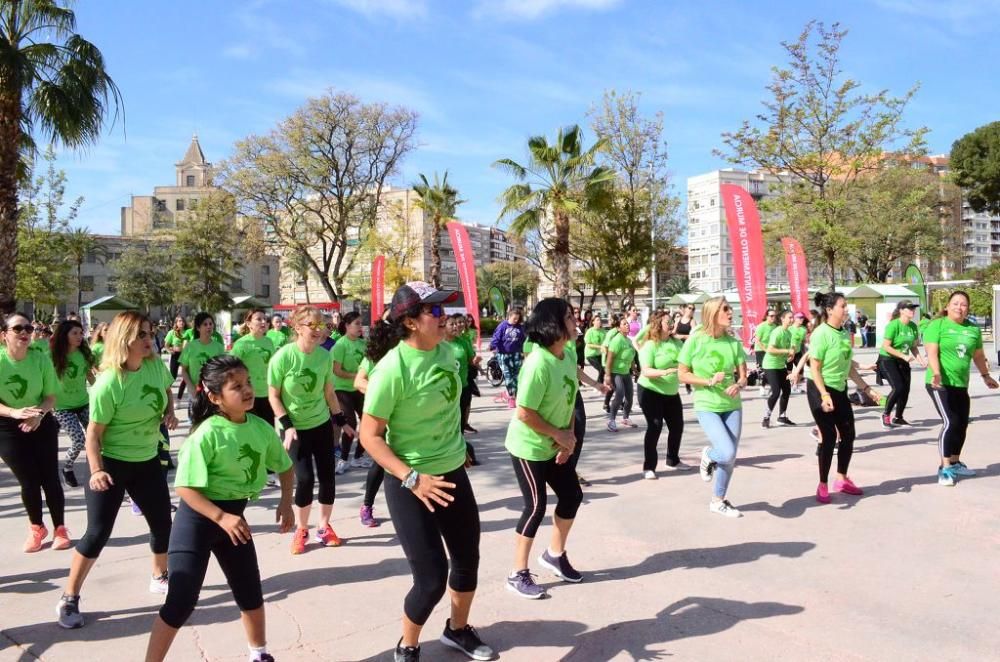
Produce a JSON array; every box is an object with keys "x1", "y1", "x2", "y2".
[
  {"x1": 924, "y1": 291, "x2": 999, "y2": 486},
  {"x1": 359, "y1": 281, "x2": 494, "y2": 662},
  {"x1": 50, "y1": 320, "x2": 97, "y2": 488},
  {"x1": 0, "y1": 312, "x2": 66, "y2": 553},
  {"x1": 805, "y1": 292, "x2": 879, "y2": 505},
  {"x1": 228, "y1": 309, "x2": 276, "y2": 427},
  {"x1": 762, "y1": 310, "x2": 797, "y2": 429},
  {"x1": 89, "y1": 322, "x2": 108, "y2": 370},
  {"x1": 504, "y1": 298, "x2": 584, "y2": 600},
  {"x1": 179, "y1": 313, "x2": 226, "y2": 407},
  {"x1": 145, "y1": 355, "x2": 294, "y2": 662},
  {"x1": 446, "y1": 314, "x2": 481, "y2": 458},
  {"x1": 164, "y1": 316, "x2": 188, "y2": 400},
  {"x1": 678, "y1": 296, "x2": 748, "y2": 518},
  {"x1": 332, "y1": 311, "x2": 369, "y2": 472},
  {"x1": 352, "y1": 320, "x2": 396, "y2": 529},
  {"x1": 637, "y1": 311, "x2": 688, "y2": 478},
  {"x1": 266, "y1": 314, "x2": 289, "y2": 349},
  {"x1": 57, "y1": 312, "x2": 178, "y2": 630},
  {"x1": 877, "y1": 300, "x2": 926, "y2": 429},
  {"x1": 583, "y1": 315, "x2": 608, "y2": 384},
  {"x1": 604, "y1": 317, "x2": 637, "y2": 432}
]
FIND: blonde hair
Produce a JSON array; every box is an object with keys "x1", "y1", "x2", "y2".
[
  {"x1": 288, "y1": 305, "x2": 324, "y2": 340},
  {"x1": 699, "y1": 296, "x2": 730, "y2": 339},
  {"x1": 647, "y1": 310, "x2": 673, "y2": 343},
  {"x1": 101, "y1": 311, "x2": 154, "y2": 372}
]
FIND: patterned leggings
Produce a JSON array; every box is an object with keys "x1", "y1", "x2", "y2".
[
  {"x1": 54, "y1": 406, "x2": 89, "y2": 470},
  {"x1": 497, "y1": 351, "x2": 523, "y2": 398}
]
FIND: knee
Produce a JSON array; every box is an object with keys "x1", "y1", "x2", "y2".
[
  {"x1": 554, "y1": 486, "x2": 583, "y2": 520},
  {"x1": 448, "y1": 552, "x2": 479, "y2": 593},
  {"x1": 714, "y1": 446, "x2": 737, "y2": 466},
  {"x1": 158, "y1": 591, "x2": 197, "y2": 629},
  {"x1": 150, "y1": 522, "x2": 172, "y2": 555}
]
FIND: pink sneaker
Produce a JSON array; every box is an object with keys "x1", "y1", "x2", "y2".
[
  {"x1": 816, "y1": 483, "x2": 830, "y2": 504},
  {"x1": 835, "y1": 478, "x2": 863, "y2": 495},
  {"x1": 507, "y1": 396, "x2": 516, "y2": 409}
]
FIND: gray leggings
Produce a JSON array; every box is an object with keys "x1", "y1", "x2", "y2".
[
  {"x1": 609, "y1": 373, "x2": 633, "y2": 420},
  {"x1": 53, "y1": 406, "x2": 89, "y2": 470}
]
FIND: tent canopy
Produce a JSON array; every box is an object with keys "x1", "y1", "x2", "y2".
[
  {"x1": 231, "y1": 295, "x2": 269, "y2": 310},
  {"x1": 80, "y1": 295, "x2": 138, "y2": 311}
]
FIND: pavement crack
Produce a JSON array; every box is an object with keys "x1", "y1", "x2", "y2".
[{"x1": 190, "y1": 624, "x2": 210, "y2": 660}]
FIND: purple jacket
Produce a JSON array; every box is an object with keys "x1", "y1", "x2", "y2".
[{"x1": 490, "y1": 320, "x2": 525, "y2": 354}]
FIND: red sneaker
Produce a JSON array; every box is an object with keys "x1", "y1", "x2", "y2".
[
  {"x1": 314, "y1": 527, "x2": 343, "y2": 547},
  {"x1": 834, "y1": 478, "x2": 863, "y2": 496},
  {"x1": 290, "y1": 527, "x2": 308, "y2": 555},
  {"x1": 815, "y1": 483, "x2": 831, "y2": 504},
  {"x1": 52, "y1": 526, "x2": 72, "y2": 550},
  {"x1": 24, "y1": 524, "x2": 48, "y2": 553}
]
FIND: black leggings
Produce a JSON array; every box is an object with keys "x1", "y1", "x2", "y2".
[
  {"x1": 363, "y1": 463, "x2": 385, "y2": 508},
  {"x1": 755, "y1": 350, "x2": 766, "y2": 369},
  {"x1": 610, "y1": 373, "x2": 633, "y2": 419},
  {"x1": 384, "y1": 466, "x2": 479, "y2": 626},
  {"x1": 76, "y1": 455, "x2": 173, "y2": 558},
  {"x1": 170, "y1": 352, "x2": 185, "y2": 400},
  {"x1": 511, "y1": 452, "x2": 583, "y2": 539},
  {"x1": 335, "y1": 391, "x2": 365, "y2": 459},
  {"x1": 637, "y1": 387, "x2": 684, "y2": 470},
  {"x1": 251, "y1": 397, "x2": 275, "y2": 427},
  {"x1": 880, "y1": 356, "x2": 911, "y2": 419},
  {"x1": 0, "y1": 416, "x2": 64, "y2": 527},
  {"x1": 586, "y1": 356, "x2": 605, "y2": 384},
  {"x1": 159, "y1": 499, "x2": 263, "y2": 628},
  {"x1": 926, "y1": 385, "x2": 971, "y2": 459},
  {"x1": 288, "y1": 418, "x2": 336, "y2": 508},
  {"x1": 570, "y1": 391, "x2": 586, "y2": 473},
  {"x1": 764, "y1": 368, "x2": 791, "y2": 416},
  {"x1": 807, "y1": 381, "x2": 855, "y2": 483}
]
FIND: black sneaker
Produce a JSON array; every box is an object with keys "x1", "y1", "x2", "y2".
[
  {"x1": 576, "y1": 473, "x2": 591, "y2": 487},
  {"x1": 892, "y1": 417, "x2": 910, "y2": 426},
  {"x1": 777, "y1": 416, "x2": 796, "y2": 426},
  {"x1": 62, "y1": 468, "x2": 79, "y2": 488},
  {"x1": 538, "y1": 549, "x2": 583, "y2": 583},
  {"x1": 440, "y1": 619, "x2": 494, "y2": 661},
  {"x1": 761, "y1": 417, "x2": 770, "y2": 429},
  {"x1": 394, "y1": 638, "x2": 420, "y2": 662},
  {"x1": 56, "y1": 594, "x2": 83, "y2": 629}
]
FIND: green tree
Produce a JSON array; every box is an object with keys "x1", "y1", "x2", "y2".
[
  {"x1": 950, "y1": 121, "x2": 1000, "y2": 215},
  {"x1": 495, "y1": 125, "x2": 614, "y2": 299},
  {"x1": 476, "y1": 260, "x2": 539, "y2": 309},
  {"x1": 412, "y1": 171, "x2": 464, "y2": 288},
  {"x1": 170, "y1": 193, "x2": 243, "y2": 312},
  {"x1": 0, "y1": 0, "x2": 122, "y2": 313},
  {"x1": 114, "y1": 238, "x2": 174, "y2": 313},
  {"x1": 64, "y1": 226, "x2": 107, "y2": 311},
  {"x1": 717, "y1": 21, "x2": 926, "y2": 290}
]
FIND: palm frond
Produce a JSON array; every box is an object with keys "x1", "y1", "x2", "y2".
[{"x1": 492, "y1": 158, "x2": 528, "y2": 180}]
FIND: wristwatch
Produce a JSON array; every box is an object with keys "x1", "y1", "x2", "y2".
[{"x1": 401, "y1": 469, "x2": 419, "y2": 490}]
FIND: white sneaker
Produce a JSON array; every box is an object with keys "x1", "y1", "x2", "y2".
[
  {"x1": 709, "y1": 499, "x2": 742, "y2": 518},
  {"x1": 643, "y1": 470, "x2": 657, "y2": 480},
  {"x1": 699, "y1": 447, "x2": 715, "y2": 482},
  {"x1": 360, "y1": 455, "x2": 375, "y2": 468},
  {"x1": 350, "y1": 457, "x2": 366, "y2": 468},
  {"x1": 668, "y1": 461, "x2": 694, "y2": 471},
  {"x1": 335, "y1": 459, "x2": 348, "y2": 475},
  {"x1": 149, "y1": 573, "x2": 169, "y2": 594},
  {"x1": 606, "y1": 420, "x2": 618, "y2": 432}
]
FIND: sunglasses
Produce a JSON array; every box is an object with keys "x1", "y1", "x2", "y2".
[
  {"x1": 422, "y1": 304, "x2": 445, "y2": 318},
  {"x1": 300, "y1": 321, "x2": 326, "y2": 330},
  {"x1": 721, "y1": 306, "x2": 733, "y2": 313},
  {"x1": 6, "y1": 324, "x2": 32, "y2": 334},
  {"x1": 137, "y1": 330, "x2": 152, "y2": 340}
]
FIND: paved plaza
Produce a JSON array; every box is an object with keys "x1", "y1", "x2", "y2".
[{"x1": 2, "y1": 348, "x2": 999, "y2": 661}]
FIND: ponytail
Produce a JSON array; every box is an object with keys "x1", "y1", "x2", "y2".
[
  {"x1": 365, "y1": 319, "x2": 404, "y2": 364},
  {"x1": 338, "y1": 311, "x2": 361, "y2": 337},
  {"x1": 189, "y1": 355, "x2": 248, "y2": 429},
  {"x1": 813, "y1": 291, "x2": 845, "y2": 324}
]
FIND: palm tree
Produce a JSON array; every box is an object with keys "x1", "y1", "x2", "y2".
[
  {"x1": 63, "y1": 226, "x2": 106, "y2": 311},
  {"x1": 412, "y1": 171, "x2": 464, "y2": 288},
  {"x1": 0, "y1": 1, "x2": 123, "y2": 313},
  {"x1": 286, "y1": 250, "x2": 311, "y2": 304},
  {"x1": 494, "y1": 125, "x2": 614, "y2": 299}
]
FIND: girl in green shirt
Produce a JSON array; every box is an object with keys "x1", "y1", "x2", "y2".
[
  {"x1": 637, "y1": 311, "x2": 688, "y2": 478},
  {"x1": 179, "y1": 313, "x2": 226, "y2": 405},
  {"x1": 266, "y1": 314, "x2": 289, "y2": 349},
  {"x1": 229, "y1": 309, "x2": 276, "y2": 427},
  {"x1": 164, "y1": 316, "x2": 188, "y2": 401},
  {"x1": 90, "y1": 322, "x2": 109, "y2": 371},
  {"x1": 50, "y1": 320, "x2": 97, "y2": 488},
  {"x1": 877, "y1": 301, "x2": 926, "y2": 428},
  {"x1": 604, "y1": 317, "x2": 637, "y2": 432},
  {"x1": 761, "y1": 310, "x2": 797, "y2": 429},
  {"x1": 583, "y1": 315, "x2": 608, "y2": 384},
  {"x1": 332, "y1": 312, "x2": 369, "y2": 471}
]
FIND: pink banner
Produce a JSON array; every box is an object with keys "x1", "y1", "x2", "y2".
[
  {"x1": 720, "y1": 184, "x2": 768, "y2": 348},
  {"x1": 371, "y1": 255, "x2": 385, "y2": 325},
  {"x1": 781, "y1": 237, "x2": 810, "y2": 317},
  {"x1": 446, "y1": 222, "x2": 481, "y2": 347}
]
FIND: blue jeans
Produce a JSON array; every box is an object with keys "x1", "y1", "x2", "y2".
[{"x1": 695, "y1": 409, "x2": 742, "y2": 499}]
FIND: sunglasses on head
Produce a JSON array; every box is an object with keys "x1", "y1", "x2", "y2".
[{"x1": 6, "y1": 324, "x2": 32, "y2": 334}]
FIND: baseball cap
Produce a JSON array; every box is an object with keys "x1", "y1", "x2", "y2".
[
  {"x1": 794, "y1": 312, "x2": 806, "y2": 319},
  {"x1": 896, "y1": 300, "x2": 918, "y2": 311},
  {"x1": 390, "y1": 281, "x2": 459, "y2": 321}
]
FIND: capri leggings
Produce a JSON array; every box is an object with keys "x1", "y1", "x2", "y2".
[
  {"x1": 384, "y1": 466, "x2": 479, "y2": 626},
  {"x1": 159, "y1": 499, "x2": 263, "y2": 628},
  {"x1": 76, "y1": 455, "x2": 172, "y2": 558},
  {"x1": 511, "y1": 453, "x2": 583, "y2": 538},
  {"x1": 0, "y1": 416, "x2": 65, "y2": 527},
  {"x1": 53, "y1": 406, "x2": 89, "y2": 470},
  {"x1": 569, "y1": 390, "x2": 586, "y2": 473},
  {"x1": 926, "y1": 384, "x2": 970, "y2": 459},
  {"x1": 497, "y1": 352, "x2": 523, "y2": 398},
  {"x1": 764, "y1": 368, "x2": 791, "y2": 416},
  {"x1": 880, "y1": 356, "x2": 912, "y2": 419},
  {"x1": 335, "y1": 390, "x2": 365, "y2": 459},
  {"x1": 807, "y1": 381, "x2": 855, "y2": 483},
  {"x1": 288, "y1": 418, "x2": 336, "y2": 508}
]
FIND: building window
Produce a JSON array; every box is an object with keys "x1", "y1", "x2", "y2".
[
  {"x1": 85, "y1": 251, "x2": 98, "y2": 264},
  {"x1": 261, "y1": 265, "x2": 271, "y2": 276},
  {"x1": 260, "y1": 284, "x2": 271, "y2": 298},
  {"x1": 176, "y1": 199, "x2": 185, "y2": 211},
  {"x1": 231, "y1": 278, "x2": 244, "y2": 292},
  {"x1": 107, "y1": 278, "x2": 118, "y2": 294},
  {"x1": 186, "y1": 175, "x2": 195, "y2": 187},
  {"x1": 80, "y1": 276, "x2": 95, "y2": 292},
  {"x1": 189, "y1": 198, "x2": 198, "y2": 209}
]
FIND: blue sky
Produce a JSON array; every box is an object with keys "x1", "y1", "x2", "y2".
[{"x1": 53, "y1": 0, "x2": 1000, "y2": 237}]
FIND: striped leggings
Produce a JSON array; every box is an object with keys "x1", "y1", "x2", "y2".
[
  {"x1": 53, "y1": 406, "x2": 89, "y2": 470},
  {"x1": 510, "y1": 453, "x2": 582, "y2": 538}
]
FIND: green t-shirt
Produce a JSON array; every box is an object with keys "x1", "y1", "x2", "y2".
[
  {"x1": 179, "y1": 338, "x2": 226, "y2": 387},
  {"x1": 754, "y1": 321, "x2": 775, "y2": 351},
  {"x1": 266, "y1": 328, "x2": 290, "y2": 349},
  {"x1": 447, "y1": 337, "x2": 471, "y2": 384},
  {"x1": 328, "y1": 331, "x2": 343, "y2": 346},
  {"x1": 923, "y1": 317, "x2": 982, "y2": 388},
  {"x1": 331, "y1": 336, "x2": 367, "y2": 392},
  {"x1": 918, "y1": 317, "x2": 931, "y2": 338},
  {"x1": 638, "y1": 338, "x2": 683, "y2": 396},
  {"x1": 879, "y1": 319, "x2": 918, "y2": 359},
  {"x1": 762, "y1": 326, "x2": 793, "y2": 370},
  {"x1": 677, "y1": 330, "x2": 746, "y2": 412},
  {"x1": 175, "y1": 414, "x2": 292, "y2": 501},
  {"x1": 806, "y1": 323, "x2": 853, "y2": 391},
  {"x1": 183, "y1": 328, "x2": 224, "y2": 344},
  {"x1": 363, "y1": 341, "x2": 465, "y2": 476},
  {"x1": 229, "y1": 334, "x2": 275, "y2": 398},
  {"x1": 267, "y1": 343, "x2": 334, "y2": 430},
  {"x1": 522, "y1": 340, "x2": 537, "y2": 355},
  {"x1": 606, "y1": 332, "x2": 636, "y2": 375},
  {"x1": 164, "y1": 330, "x2": 185, "y2": 351},
  {"x1": 505, "y1": 345, "x2": 578, "y2": 461},
  {"x1": 90, "y1": 358, "x2": 172, "y2": 462},
  {"x1": 584, "y1": 327, "x2": 607, "y2": 358},
  {"x1": 0, "y1": 346, "x2": 57, "y2": 408},
  {"x1": 790, "y1": 325, "x2": 807, "y2": 352},
  {"x1": 29, "y1": 338, "x2": 50, "y2": 356},
  {"x1": 635, "y1": 324, "x2": 650, "y2": 347},
  {"x1": 91, "y1": 341, "x2": 104, "y2": 368},
  {"x1": 55, "y1": 349, "x2": 92, "y2": 410}
]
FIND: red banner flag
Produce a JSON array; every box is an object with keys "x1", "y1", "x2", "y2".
[
  {"x1": 446, "y1": 221, "x2": 481, "y2": 347},
  {"x1": 720, "y1": 184, "x2": 768, "y2": 348},
  {"x1": 370, "y1": 255, "x2": 385, "y2": 326},
  {"x1": 781, "y1": 237, "x2": 810, "y2": 317}
]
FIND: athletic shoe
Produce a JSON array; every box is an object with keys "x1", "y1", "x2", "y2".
[
  {"x1": 314, "y1": 527, "x2": 343, "y2": 547},
  {"x1": 881, "y1": 414, "x2": 894, "y2": 430},
  {"x1": 758, "y1": 386, "x2": 766, "y2": 396},
  {"x1": 51, "y1": 526, "x2": 72, "y2": 551},
  {"x1": 816, "y1": 483, "x2": 831, "y2": 504},
  {"x1": 440, "y1": 619, "x2": 495, "y2": 661},
  {"x1": 265, "y1": 475, "x2": 278, "y2": 488},
  {"x1": 149, "y1": 572, "x2": 169, "y2": 594},
  {"x1": 335, "y1": 458, "x2": 348, "y2": 475},
  {"x1": 777, "y1": 416, "x2": 797, "y2": 426},
  {"x1": 938, "y1": 466, "x2": 957, "y2": 486},
  {"x1": 350, "y1": 457, "x2": 366, "y2": 468},
  {"x1": 809, "y1": 427, "x2": 820, "y2": 442},
  {"x1": 761, "y1": 417, "x2": 770, "y2": 429},
  {"x1": 360, "y1": 455, "x2": 375, "y2": 468},
  {"x1": 538, "y1": 549, "x2": 583, "y2": 583},
  {"x1": 56, "y1": 594, "x2": 83, "y2": 629},
  {"x1": 394, "y1": 638, "x2": 420, "y2": 662},
  {"x1": 463, "y1": 425, "x2": 479, "y2": 435},
  {"x1": 290, "y1": 528, "x2": 309, "y2": 554},
  {"x1": 576, "y1": 473, "x2": 591, "y2": 487},
  {"x1": 507, "y1": 396, "x2": 516, "y2": 409},
  {"x1": 708, "y1": 499, "x2": 742, "y2": 518},
  {"x1": 666, "y1": 461, "x2": 694, "y2": 471},
  {"x1": 24, "y1": 524, "x2": 47, "y2": 553},
  {"x1": 253, "y1": 655, "x2": 275, "y2": 662},
  {"x1": 951, "y1": 462, "x2": 976, "y2": 477},
  {"x1": 606, "y1": 420, "x2": 618, "y2": 432},
  {"x1": 621, "y1": 418, "x2": 638, "y2": 428},
  {"x1": 506, "y1": 569, "x2": 546, "y2": 599},
  {"x1": 892, "y1": 417, "x2": 911, "y2": 426},
  {"x1": 493, "y1": 394, "x2": 507, "y2": 404},
  {"x1": 643, "y1": 470, "x2": 657, "y2": 480},
  {"x1": 62, "y1": 468, "x2": 79, "y2": 488},
  {"x1": 359, "y1": 505, "x2": 379, "y2": 528},
  {"x1": 699, "y1": 447, "x2": 715, "y2": 482},
  {"x1": 131, "y1": 501, "x2": 143, "y2": 516},
  {"x1": 834, "y1": 478, "x2": 863, "y2": 495}
]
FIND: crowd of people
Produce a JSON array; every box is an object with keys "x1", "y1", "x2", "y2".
[{"x1": 0, "y1": 285, "x2": 995, "y2": 661}]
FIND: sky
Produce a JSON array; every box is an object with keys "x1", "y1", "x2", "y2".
[{"x1": 49, "y1": 0, "x2": 1000, "y2": 237}]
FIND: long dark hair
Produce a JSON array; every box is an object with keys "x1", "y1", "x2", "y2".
[
  {"x1": 338, "y1": 311, "x2": 361, "y2": 337},
  {"x1": 365, "y1": 319, "x2": 401, "y2": 365},
  {"x1": 525, "y1": 298, "x2": 572, "y2": 347},
  {"x1": 814, "y1": 291, "x2": 845, "y2": 324},
  {"x1": 190, "y1": 355, "x2": 248, "y2": 429},
  {"x1": 51, "y1": 320, "x2": 93, "y2": 378}
]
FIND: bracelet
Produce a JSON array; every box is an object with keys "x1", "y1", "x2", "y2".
[
  {"x1": 278, "y1": 415, "x2": 293, "y2": 430},
  {"x1": 821, "y1": 393, "x2": 832, "y2": 400},
  {"x1": 91, "y1": 469, "x2": 106, "y2": 475}
]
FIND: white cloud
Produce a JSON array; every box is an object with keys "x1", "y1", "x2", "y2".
[
  {"x1": 327, "y1": 0, "x2": 428, "y2": 19},
  {"x1": 474, "y1": 0, "x2": 623, "y2": 20},
  {"x1": 871, "y1": 0, "x2": 1000, "y2": 33},
  {"x1": 222, "y1": 44, "x2": 255, "y2": 60}
]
